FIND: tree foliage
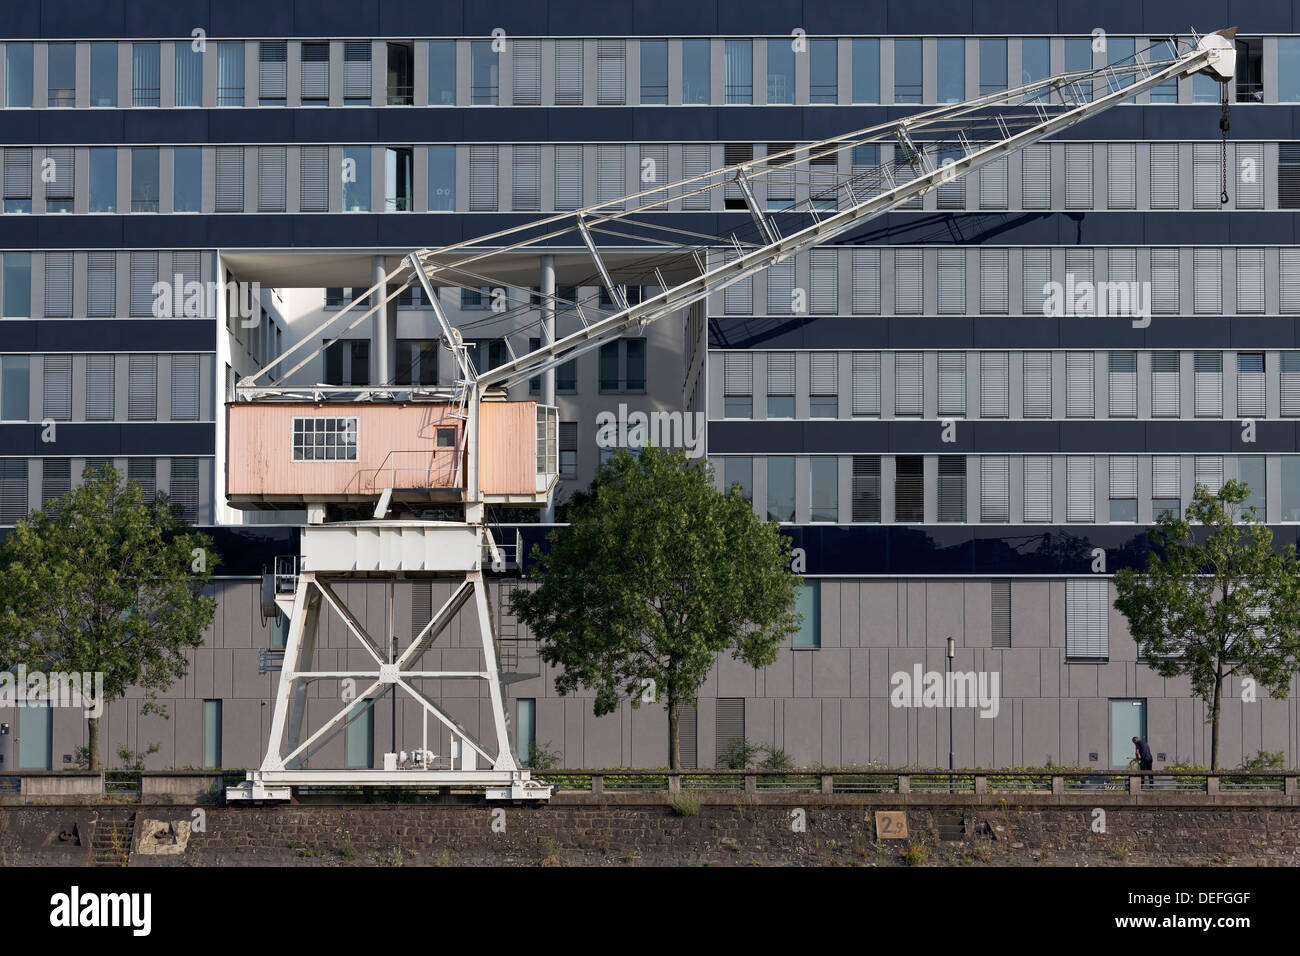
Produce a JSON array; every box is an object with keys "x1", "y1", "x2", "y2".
[
  {"x1": 0, "y1": 464, "x2": 218, "y2": 770},
  {"x1": 1113, "y1": 480, "x2": 1300, "y2": 769},
  {"x1": 511, "y1": 447, "x2": 800, "y2": 769}
]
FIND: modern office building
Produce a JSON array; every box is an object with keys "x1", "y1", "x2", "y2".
[{"x1": 1, "y1": 2, "x2": 1298, "y2": 776}]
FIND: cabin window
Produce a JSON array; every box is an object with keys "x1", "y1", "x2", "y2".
[
  {"x1": 292, "y1": 417, "x2": 358, "y2": 461},
  {"x1": 437, "y1": 428, "x2": 456, "y2": 447}
]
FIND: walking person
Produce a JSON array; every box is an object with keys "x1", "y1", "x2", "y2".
[{"x1": 1133, "y1": 736, "x2": 1154, "y2": 788}]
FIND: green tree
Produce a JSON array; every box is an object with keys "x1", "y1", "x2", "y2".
[
  {"x1": 511, "y1": 447, "x2": 800, "y2": 770},
  {"x1": 0, "y1": 464, "x2": 218, "y2": 770},
  {"x1": 1113, "y1": 480, "x2": 1300, "y2": 770}
]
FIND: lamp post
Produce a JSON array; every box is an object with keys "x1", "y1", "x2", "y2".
[{"x1": 946, "y1": 637, "x2": 956, "y2": 783}]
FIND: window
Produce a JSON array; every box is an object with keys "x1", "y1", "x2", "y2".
[
  {"x1": 938, "y1": 249, "x2": 965, "y2": 312},
  {"x1": 89, "y1": 42, "x2": 117, "y2": 107},
  {"x1": 4, "y1": 42, "x2": 32, "y2": 107},
  {"x1": 764, "y1": 143, "x2": 794, "y2": 210},
  {"x1": 766, "y1": 353, "x2": 794, "y2": 417},
  {"x1": 767, "y1": 257, "x2": 794, "y2": 311},
  {"x1": 1067, "y1": 456, "x2": 1095, "y2": 522},
  {"x1": 436, "y1": 427, "x2": 456, "y2": 448},
  {"x1": 1281, "y1": 144, "x2": 1300, "y2": 209},
  {"x1": 1109, "y1": 456, "x2": 1137, "y2": 522},
  {"x1": 1065, "y1": 144, "x2": 1092, "y2": 209},
  {"x1": 596, "y1": 40, "x2": 626, "y2": 105},
  {"x1": 85, "y1": 252, "x2": 115, "y2": 316},
  {"x1": 1022, "y1": 352, "x2": 1052, "y2": 417},
  {"x1": 395, "y1": 339, "x2": 438, "y2": 386},
  {"x1": 343, "y1": 147, "x2": 370, "y2": 211},
  {"x1": 793, "y1": 582, "x2": 820, "y2": 647},
  {"x1": 555, "y1": 145, "x2": 582, "y2": 210},
  {"x1": 171, "y1": 355, "x2": 200, "y2": 420},
  {"x1": 1024, "y1": 456, "x2": 1052, "y2": 522},
  {"x1": 851, "y1": 456, "x2": 881, "y2": 522},
  {"x1": 1107, "y1": 143, "x2": 1136, "y2": 209},
  {"x1": 324, "y1": 340, "x2": 370, "y2": 385},
  {"x1": 1284, "y1": 457, "x2": 1300, "y2": 521},
  {"x1": 979, "y1": 38, "x2": 1006, "y2": 94},
  {"x1": 894, "y1": 250, "x2": 922, "y2": 314},
  {"x1": 715, "y1": 698, "x2": 745, "y2": 764},
  {"x1": 428, "y1": 40, "x2": 455, "y2": 105},
  {"x1": 851, "y1": 249, "x2": 880, "y2": 314},
  {"x1": 766, "y1": 456, "x2": 795, "y2": 522},
  {"x1": 1194, "y1": 456, "x2": 1224, "y2": 497},
  {"x1": 596, "y1": 145, "x2": 625, "y2": 210},
  {"x1": 44, "y1": 252, "x2": 72, "y2": 317},
  {"x1": 724, "y1": 353, "x2": 752, "y2": 418},
  {"x1": 461, "y1": 287, "x2": 489, "y2": 310},
  {"x1": 894, "y1": 352, "x2": 923, "y2": 417},
  {"x1": 640, "y1": 39, "x2": 668, "y2": 104},
  {"x1": 301, "y1": 42, "x2": 329, "y2": 105},
  {"x1": 1281, "y1": 39, "x2": 1300, "y2": 103},
  {"x1": 991, "y1": 581, "x2": 1012, "y2": 646},
  {"x1": 345, "y1": 701, "x2": 373, "y2": 768},
  {"x1": 558, "y1": 422, "x2": 577, "y2": 478},
  {"x1": 1064, "y1": 37, "x2": 1092, "y2": 98},
  {"x1": 810, "y1": 39, "x2": 837, "y2": 103},
  {"x1": 419, "y1": 144, "x2": 455, "y2": 212},
  {"x1": 386, "y1": 147, "x2": 413, "y2": 212},
  {"x1": 980, "y1": 157, "x2": 1008, "y2": 211},
  {"x1": 1236, "y1": 353, "x2": 1265, "y2": 417},
  {"x1": 980, "y1": 352, "x2": 1009, "y2": 417},
  {"x1": 810, "y1": 458, "x2": 837, "y2": 522},
  {"x1": 1152, "y1": 455, "x2": 1181, "y2": 518},
  {"x1": 725, "y1": 40, "x2": 753, "y2": 105},
  {"x1": 851, "y1": 38, "x2": 880, "y2": 103},
  {"x1": 344, "y1": 41, "x2": 372, "y2": 104},
  {"x1": 47, "y1": 42, "x2": 75, "y2": 106},
  {"x1": 0, "y1": 459, "x2": 29, "y2": 524},
  {"x1": 1066, "y1": 352, "x2": 1094, "y2": 418},
  {"x1": 128, "y1": 458, "x2": 156, "y2": 499},
  {"x1": 725, "y1": 457, "x2": 752, "y2": 502},
  {"x1": 85, "y1": 354, "x2": 114, "y2": 420},
  {"x1": 895, "y1": 456, "x2": 923, "y2": 522},
  {"x1": 508, "y1": 39, "x2": 541, "y2": 106},
  {"x1": 682, "y1": 39, "x2": 710, "y2": 104},
  {"x1": 1149, "y1": 351, "x2": 1179, "y2": 417},
  {"x1": 1239, "y1": 456, "x2": 1266, "y2": 517},
  {"x1": 127, "y1": 354, "x2": 157, "y2": 418},
  {"x1": 215, "y1": 147, "x2": 244, "y2": 212},
  {"x1": 1193, "y1": 351, "x2": 1222, "y2": 417},
  {"x1": 1, "y1": 355, "x2": 30, "y2": 420},
  {"x1": 511, "y1": 145, "x2": 540, "y2": 212},
  {"x1": 1108, "y1": 353, "x2": 1137, "y2": 417},
  {"x1": 1236, "y1": 38, "x2": 1263, "y2": 104},
  {"x1": 2, "y1": 253, "x2": 30, "y2": 317},
  {"x1": 1150, "y1": 143, "x2": 1178, "y2": 208},
  {"x1": 597, "y1": 339, "x2": 645, "y2": 392},
  {"x1": 938, "y1": 456, "x2": 966, "y2": 522},
  {"x1": 79, "y1": 147, "x2": 114, "y2": 214},
  {"x1": 847, "y1": 353, "x2": 879, "y2": 418},
  {"x1": 1283, "y1": 354, "x2": 1300, "y2": 416},
  {"x1": 515, "y1": 699, "x2": 536, "y2": 766},
  {"x1": 292, "y1": 417, "x2": 358, "y2": 461},
  {"x1": 128, "y1": 252, "x2": 157, "y2": 317},
  {"x1": 257, "y1": 41, "x2": 287, "y2": 105},
  {"x1": 386, "y1": 41, "x2": 414, "y2": 105},
  {"x1": 1066, "y1": 579, "x2": 1109, "y2": 660},
  {"x1": 36, "y1": 147, "x2": 69, "y2": 215},
  {"x1": 131, "y1": 148, "x2": 159, "y2": 212},
  {"x1": 203, "y1": 700, "x2": 222, "y2": 769},
  {"x1": 937, "y1": 353, "x2": 965, "y2": 417},
  {"x1": 981, "y1": 456, "x2": 1010, "y2": 522},
  {"x1": 470, "y1": 41, "x2": 498, "y2": 105},
  {"x1": 937, "y1": 38, "x2": 964, "y2": 103},
  {"x1": 555, "y1": 40, "x2": 583, "y2": 105},
  {"x1": 132, "y1": 42, "x2": 160, "y2": 106},
  {"x1": 217, "y1": 42, "x2": 244, "y2": 106},
  {"x1": 767, "y1": 39, "x2": 794, "y2": 104},
  {"x1": 1021, "y1": 145, "x2": 1049, "y2": 211},
  {"x1": 3, "y1": 148, "x2": 31, "y2": 213},
  {"x1": 41, "y1": 459, "x2": 70, "y2": 514},
  {"x1": 810, "y1": 353, "x2": 837, "y2": 417},
  {"x1": 894, "y1": 38, "x2": 921, "y2": 103},
  {"x1": 1148, "y1": 38, "x2": 1178, "y2": 103},
  {"x1": 469, "y1": 145, "x2": 498, "y2": 211}
]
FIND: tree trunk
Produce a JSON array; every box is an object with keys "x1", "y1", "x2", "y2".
[
  {"x1": 87, "y1": 715, "x2": 100, "y2": 772},
  {"x1": 667, "y1": 694, "x2": 679, "y2": 772},
  {"x1": 1210, "y1": 667, "x2": 1224, "y2": 772}
]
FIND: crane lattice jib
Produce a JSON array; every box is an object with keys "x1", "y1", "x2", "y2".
[{"x1": 240, "y1": 29, "x2": 1235, "y2": 400}]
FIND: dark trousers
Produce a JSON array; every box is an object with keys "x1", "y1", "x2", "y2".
[{"x1": 1139, "y1": 758, "x2": 1153, "y2": 788}]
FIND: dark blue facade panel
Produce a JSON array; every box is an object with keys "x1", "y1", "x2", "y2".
[
  {"x1": 707, "y1": 420, "x2": 1298, "y2": 454},
  {"x1": 0, "y1": 423, "x2": 215, "y2": 456},
  {"x1": 0, "y1": 319, "x2": 216, "y2": 352}
]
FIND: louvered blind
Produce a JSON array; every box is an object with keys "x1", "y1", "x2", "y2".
[
  {"x1": 851, "y1": 456, "x2": 881, "y2": 522},
  {"x1": 1022, "y1": 249, "x2": 1050, "y2": 314},
  {"x1": 767, "y1": 258, "x2": 795, "y2": 314},
  {"x1": 596, "y1": 145, "x2": 624, "y2": 210},
  {"x1": 1282, "y1": 248, "x2": 1300, "y2": 313},
  {"x1": 1150, "y1": 248, "x2": 1179, "y2": 313},
  {"x1": 512, "y1": 146, "x2": 541, "y2": 211},
  {"x1": 851, "y1": 353, "x2": 880, "y2": 416},
  {"x1": 215, "y1": 147, "x2": 244, "y2": 212},
  {"x1": 1150, "y1": 143, "x2": 1178, "y2": 209},
  {"x1": 1282, "y1": 353, "x2": 1300, "y2": 416},
  {"x1": 1022, "y1": 352, "x2": 1052, "y2": 417},
  {"x1": 171, "y1": 354, "x2": 200, "y2": 420},
  {"x1": 43, "y1": 355, "x2": 72, "y2": 420},
  {"x1": 0, "y1": 460, "x2": 29, "y2": 525},
  {"x1": 1065, "y1": 248, "x2": 1093, "y2": 293},
  {"x1": 300, "y1": 42, "x2": 329, "y2": 100},
  {"x1": 1236, "y1": 353, "x2": 1265, "y2": 417},
  {"x1": 851, "y1": 249, "x2": 881, "y2": 314},
  {"x1": 979, "y1": 156, "x2": 1007, "y2": 209},
  {"x1": 1021, "y1": 144, "x2": 1049, "y2": 208},
  {"x1": 1192, "y1": 248, "x2": 1221, "y2": 313},
  {"x1": 259, "y1": 41, "x2": 287, "y2": 99},
  {"x1": 1108, "y1": 247, "x2": 1137, "y2": 285},
  {"x1": 596, "y1": 40, "x2": 626, "y2": 105},
  {"x1": 87, "y1": 252, "x2": 116, "y2": 317},
  {"x1": 85, "y1": 354, "x2": 115, "y2": 420},
  {"x1": 991, "y1": 581, "x2": 1011, "y2": 647},
  {"x1": 1066, "y1": 352, "x2": 1094, "y2": 417},
  {"x1": 937, "y1": 456, "x2": 966, "y2": 522},
  {"x1": 258, "y1": 147, "x2": 286, "y2": 212},
  {"x1": 1151, "y1": 351, "x2": 1180, "y2": 417},
  {"x1": 1109, "y1": 455, "x2": 1137, "y2": 497},
  {"x1": 894, "y1": 250, "x2": 922, "y2": 314},
  {"x1": 469, "y1": 146, "x2": 498, "y2": 211},
  {"x1": 1236, "y1": 249, "x2": 1265, "y2": 313},
  {"x1": 894, "y1": 456, "x2": 924, "y2": 522},
  {"x1": 411, "y1": 580, "x2": 432, "y2": 630},
  {"x1": 1192, "y1": 143, "x2": 1219, "y2": 208},
  {"x1": 171, "y1": 251, "x2": 201, "y2": 316},
  {"x1": 512, "y1": 40, "x2": 541, "y2": 105},
  {"x1": 45, "y1": 147, "x2": 73, "y2": 199},
  {"x1": 810, "y1": 249, "x2": 837, "y2": 314},
  {"x1": 766, "y1": 353, "x2": 795, "y2": 395},
  {"x1": 723, "y1": 253, "x2": 752, "y2": 314},
  {"x1": 937, "y1": 353, "x2": 965, "y2": 416},
  {"x1": 300, "y1": 146, "x2": 328, "y2": 212},
  {"x1": 169, "y1": 458, "x2": 200, "y2": 521},
  {"x1": 723, "y1": 353, "x2": 752, "y2": 395},
  {"x1": 1066, "y1": 579, "x2": 1108, "y2": 659},
  {"x1": 1023, "y1": 456, "x2": 1052, "y2": 523},
  {"x1": 809, "y1": 353, "x2": 837, "y2": 397},
  {"x1": 129, "y1": 252, "x2": 158, "y2": 317},
  {"x1": 639, "y1": 144, "x2": 667, "y2": 200},
  {"x1": 43, "y1": 252, "x2": 73, "y2": 317},
  {"x1": 4, "y1": 148, "x2": 31, "y2": 199},
  {"x1": 1107, "y1": 143, "x2": 1136, "y2": 208},
  {"x1": 937, "y1": 249, "x2": 965, "y2": 314},
  {"x1": 41, "y1": 459, "x2": 70, "y2": 514},
  {"x1": 894, "y1": 353, "x2": 923, "y2": 416},
  {"x1": 343, "y1": 41, "x2": 371, "y2": 99},
  {"x1": 128, "y1": 459, "x2": 156, "y2": 499},
  {"x1": 980, "y1": 352, "x2": 1009, "y2": 417},
  {"x1": 555, "y1": 40, "x2": 584, "y2": 105},
  {"x1": 979, "y1": 249, "x2": 1008, "y2": 313},
  {"x1": 1066, "y1": 456, "x2": 1095, "y2": 521},
  {"x1": 1234, "y1": 143, "x2": 1264, "y2": 208},
  {"x1": 681, "y1": 145, "x2": 710, "y2": 210},
  {"x1": 555, "y1": 145, "x2": 583, "y2": 210},
  {"x1": 1108, "y1": 352, "x2": 1137, "y2": 417},
  {"x1": 1194, "y1": 456, "x2": 1224, "y2": 496},
  {"x1": 127, "y1": 355, "x2": 157, "y2": 420},
  {"x1": 1194, "y1": 351, "x2": 1222, "y2": 417},
  {"x1": 1064, "y1": 144, "x2": 1092, "y2": 209},
  {"x1": 1153, "y1": 456, "x2": 1181, "y2": 498},
  {"x1": 981, "y1": 456, "x2": 1010, "y2": 522}
]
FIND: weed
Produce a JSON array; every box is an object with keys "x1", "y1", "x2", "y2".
[
  {"x1": 900, "y1": 841, "x2": 931, "y2": 866},
  {"x1": 669, "y1": 792, "x2": 701, "y2": 816}
]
